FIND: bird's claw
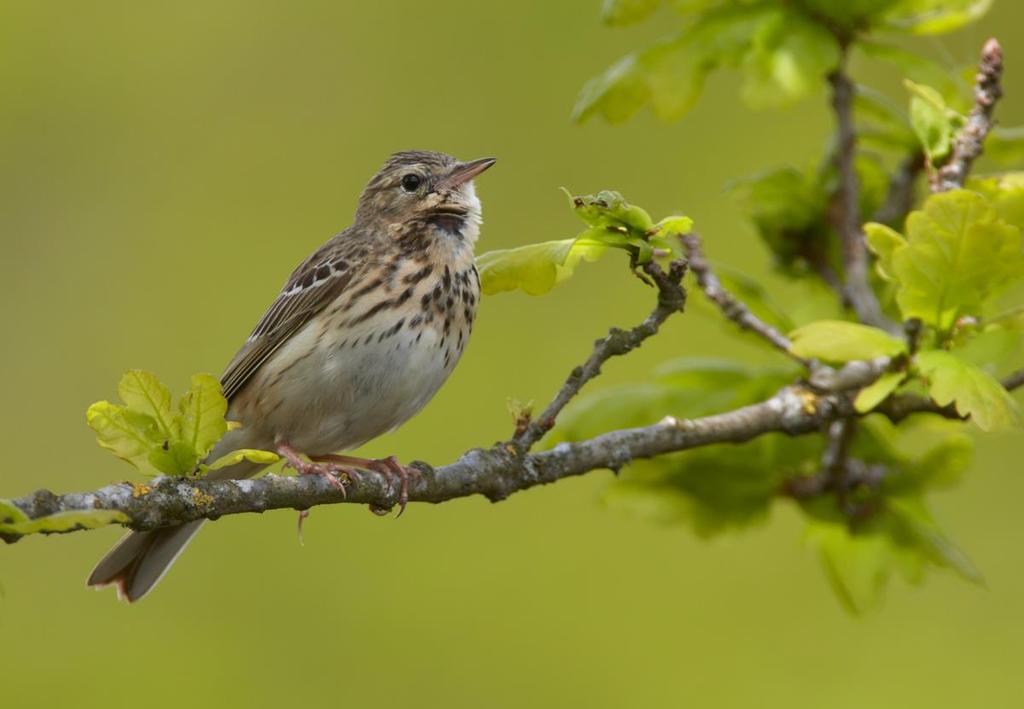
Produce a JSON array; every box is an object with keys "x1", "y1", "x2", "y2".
[
  {"x1": 277, "y1": 444, "x2": 351, "y2": 494},
  {"x1": 311, "y1": 453, "x2": 417, "y2": 517},
  {"x1": 363, "y1": 456, "x2": 415, "y2": 517}
]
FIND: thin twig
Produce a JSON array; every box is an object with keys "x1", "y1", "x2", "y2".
[
  {"x1": 873, "y1": 152, "x2": 924, "y2": 225},
  {"x1": 828, "y1": 54, "x2": 892, "y2": 332},
  {"x1": 1002, "y1": 368, "x2": 1024, "y2": 392},
  {"x1": 682, "y1": 232, "x2": 810, "y2": 368},
  {"x1": 935, "y1": 38, "x2": 1004, "y2": 192},
  {"x1": 513, "y1": 256, "x2": 687, "y2": 449}
]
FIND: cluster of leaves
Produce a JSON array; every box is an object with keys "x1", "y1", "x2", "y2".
[
  {"x1": 475, "y1": 0, "x2": 1024, "y2": 612},
  {"x1": 549, "y1": 186, "x2": 1021, "y2": 611},
  {"x1": 574, "y1": 0, "x2": 994, "y2": 125},
  {"x1": 477, "y1": 189, "x2": 692, "y2": 295},
  {"x1": 578, "y1": 0, "x2": 1024, "y2": 281},
  {"x1": 86, "y1": 370, "x2": 278, "y2": 476},
  {"x1": 3, "y1": 372, "x2": 278, "y2": 539}
]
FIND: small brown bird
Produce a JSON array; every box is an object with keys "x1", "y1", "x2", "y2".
[{"x1": 88, "y1": 151, "x2": 495, "y2": 601}]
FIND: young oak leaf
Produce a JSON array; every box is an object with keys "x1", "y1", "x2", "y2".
[
  {"x1": 86, "y1": 401, "x2": 165, "y2": 475},
  {"x1": 478, "y1": 191, "x2": 691, "y2": 295},
  {"x1": 88, "y1": 370, "x2": 248, "y2": 477},
  {"x1": 881, "y1": 0, "x2": 994, "y2": 35},
  {"x1": 202, "y1": 448, "x2": 281, "y2": 473},
  {"x1": 118, "y1": 370, "x2": 175, "y2": 438},
  {"x1": 175, "y1": 373, "x2": 230, "y2": 461},
  {"x1": 967, "y1": 172, "x2": 1024, "y2": 229},
  {"x1": 904, "y1": 80, "x2": 960, "y2": 161},
  {"x1": 915, "y1": 349, "x2": 1022, "y2": 431},
  {"x1": 476, "y1": 238, "x2": 608, "y2": 295},
  {"x1": 855, "y1": 371, "x2": 908, "y2": 412},
  {"x1": 569, "y1": 189, "x2": 654, "y2": 233},
  {"x1": 789, "y1": 320, "x2": 907, "y2": 362},
  {"x1": 0, "y1": 509, "x2": 129, "y2": 537},
  {"x1": 865, "y1": 190, "x2": 1024, "y2": 332}
]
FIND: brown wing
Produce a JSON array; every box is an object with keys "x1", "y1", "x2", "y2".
[{"x1": 220, "y1": 235, "x2": 361, "y2": 400}]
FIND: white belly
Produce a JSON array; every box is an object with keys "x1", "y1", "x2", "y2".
[{"x1": 225, "y1": 307, "x2": 467, "y2": 456}]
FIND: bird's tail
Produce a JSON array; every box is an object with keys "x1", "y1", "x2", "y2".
[
  {"x1": 87, "y1": 455, "x2": 267, "y2": 602},
  {"x1": 87, "y1": 521, "x2": 206, "y2": 602}
]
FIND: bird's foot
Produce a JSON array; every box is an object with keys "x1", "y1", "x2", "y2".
[
  {"x1": 277, "y1": 443, "x2": 351, "y2": 494},
  {"x1": 311, "y1": 454, "x2": 417, "y2": 517}
]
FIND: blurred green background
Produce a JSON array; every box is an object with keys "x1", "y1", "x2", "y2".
[{"x1": 2, "y1": 1, "x2": 1023, "y2": 707}]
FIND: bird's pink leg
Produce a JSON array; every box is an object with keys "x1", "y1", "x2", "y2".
[
  {"x1": 310, "y1": 454, "x2": 416, "y2": 516},
  {"x1": 277, "y1": 443, "x2": 350, "y2": 494}
]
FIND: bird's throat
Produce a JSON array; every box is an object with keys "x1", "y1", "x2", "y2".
[{"x1": 427, "y1": 212, "x2": 466, "y2": 236}]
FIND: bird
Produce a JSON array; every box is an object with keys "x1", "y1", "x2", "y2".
[{"x1": 87, "y1": 150, "x2": 496, "y2": 602}]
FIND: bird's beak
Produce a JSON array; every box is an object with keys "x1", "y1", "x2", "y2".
[{"x1": 438, "y1": 157, "x2": 496, "y2": 190}]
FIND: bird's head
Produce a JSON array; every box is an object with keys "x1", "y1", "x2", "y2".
[{"x1": 355, "y1": 151, "x2": 496, "y2": 243}]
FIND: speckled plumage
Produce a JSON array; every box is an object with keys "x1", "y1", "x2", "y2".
[{"x1": 88, "y1": 151, "x2": 494, "y2": 601}]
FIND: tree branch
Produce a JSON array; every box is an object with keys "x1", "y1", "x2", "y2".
[
  {"x1": 682, "y1": 233, "x2": 810, "y2": 368},
  {"x1": 513, "y1": 255, "x2": 687, "y2": 449},
  {"x1": 828, "y1": 56, "x2": 892, "y2": 332},
  {"x1": 935, "y1": 38, "x2": 1004, "y2": 193},
  {"x1": 10, "y1": 367, "x2": 1011, "y2": 545},
  {"x1": 0, "y1": 385, "x2": 853, "y2": 543}
]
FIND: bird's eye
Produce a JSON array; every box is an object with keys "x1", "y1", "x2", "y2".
[{"x1": 401, "y1": 174, "x2": 422, "y2": 193}]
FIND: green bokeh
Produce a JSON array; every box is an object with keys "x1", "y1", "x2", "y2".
[{"x1": 2, "y1": 2, "x2": 1023, "y2": 707}]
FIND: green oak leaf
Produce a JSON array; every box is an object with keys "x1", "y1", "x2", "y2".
[
  {"x1": 148, "y1": 440, "x2": 202, "y2": 477},
  {"x1": 651, "y1": 215, "x2": 695, "y2": 238},
  {"x1": 864, "y1": 190, "x2": 1024, "y2": 332},
  {"x1": 905, "y1": 80, "x2": 959, "y2": 161},
  {"x1": 605, "y1": 432, "x2": 819, "y2": 537},
  {"x1": 574, "y1": 4, "x2": 838, "y2": 124},
  {"x1": 117, "y1": 369, "x2": 175, "y2": 438},
  {"x1": 864, "y1": 222, "x2": 903, "y2": 281},
  {"x1": 553, "y1": 360, "x2": 802, "y2": 537},
  {"x1": 804, "y1": 495, "x2": 979, "y2": 614},
  {"x1": 915, "y1": 350, "x2": 1021, "y2": 431},
  {"x1": 887, "y1": 496, "x2": 984, "y2": 585},
  {"x1": 0, "y1": 499, "x2": 29, "y2": 526},
  {"x1": 569, "y1": 190, "x2": 654, "y2": 233},
  {"x1": 797, "y1": 0, "x2": 903, "y2": 30},
  {"x1": 175, "y1": 373, "x2": 229, "y2": 461},
  {"x1": 857, "y1": 42, "x2": 964, "y2": 104},
  {"x1": 967, "y1": 173, "x2": 1024, "y2": 229},
  {"x1": 881, "y1": 0, "x2": 993, "y2": 35},
  {"x1": 789, "y1": 320, "x2": 907, "y2": 362},
  {"x1": 477, "y1": 238, "x2": 607, "y2": 296},
  {"x1": 89, "y1": 371, "x2": 237, "y2": 476},
  {"x1": 86, "y1": 401, "x2": 165, "y2": 475},
  {"x1": 203, "y1": 448, "x2": 281, "y2": 472},
  {"x1": 855, "y1": 371, "x2": 908, "y2": 412},
  {"x1": 738, "y1": 9, "x2": 840, "y2": 109},
  {"x1": 478, "y1": 191, "x2": 690, "y2": 295},
  {"x1": 0, "y1": 509, "x2": 129, "y2": 537}
]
